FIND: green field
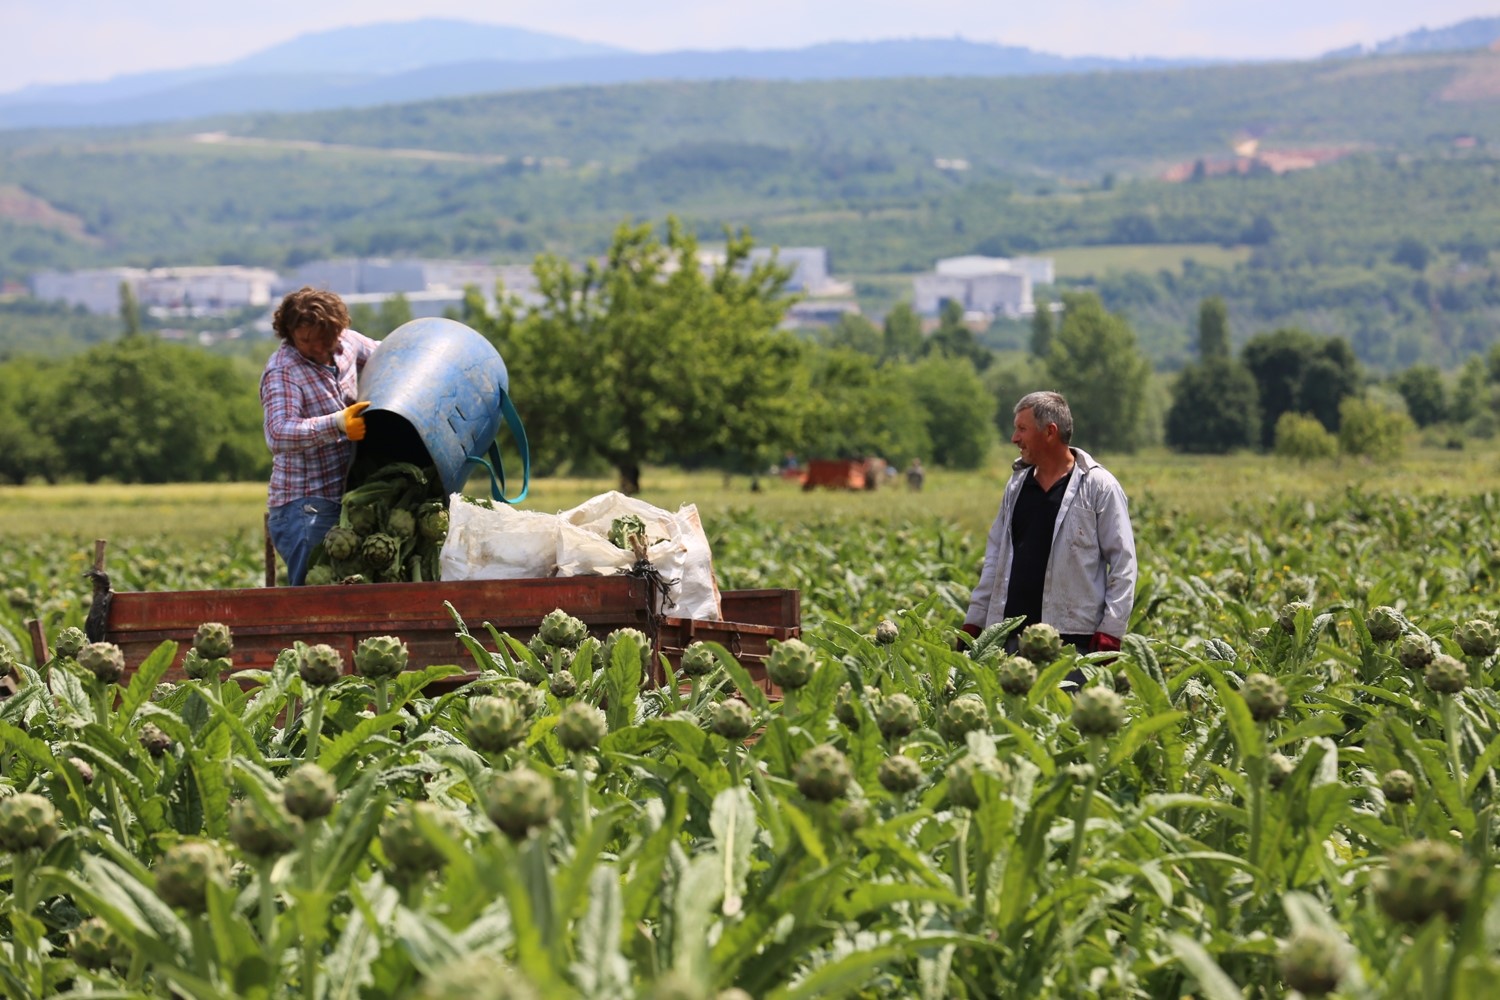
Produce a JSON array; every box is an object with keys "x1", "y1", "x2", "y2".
[{"x1": 1044, "y1": 242, "x2": 1255, "y2": 280}]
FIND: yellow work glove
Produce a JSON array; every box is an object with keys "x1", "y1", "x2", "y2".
[{"x1": 338, "y1": 401, "x2": 371, "y2": 442}]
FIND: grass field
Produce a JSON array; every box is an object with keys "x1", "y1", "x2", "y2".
[
  {"x1": 1042, "y1": 242, "x2": 1254, "y2": 279},
  {"x1": 3, "y1": 437, "x2": 1495, "y2": 549}
]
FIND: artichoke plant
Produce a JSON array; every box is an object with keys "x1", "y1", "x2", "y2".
[
  {"x1": 548, "y1": 671, "x2": 579, "y2": 699},
  {"x1": 78, "y1": 641, "x2": 125, "y2": 685},
  {"x1": 1396, "y1": 633, "x2": 1435, "y2": 671},
  {"x1": 354, "y1": 634, "x2": 409, "y2": 681},
  {"x1": 939, "y1": 694, "x2": 989, "y2": 742},
  {"x1": 139, "y1": 722, "x2": 174, "y2": 758},
  {"x1": 1365, "y1": 605, "x2": 1404, "y2": 643},
  {"x1": 192, "y1": 621, "x2": 233, "y2": 659},
  {"x1": 1267, "y1": 753, "x2": 1296, "y2": 790},
  {"x1": 1424, "y1": 653, "x2": 1469, "y2": 694},
  {"x1": 380, "y1": 801, "x2": 461, "y2": 876},
  {"x1": 323, "y1": 526, "x2": 360, "y2": 562},
  {"x1": 1072, "y1": 687, "x2": 1127, "y2": 737},
  {"x1": 229, "y1": 797, "x2": 302, "y2": 858},
  {"x1": 539, "y1": 609, "x2": 589, "y2": 649},
  {"x1": 53, "y1": 626, "x2": 87, "y2": 660},
  {"x1": 556, "y1": 702, "x2": 608, "y2": 753},
  {"x1": 710, "y1": 699, "x2": 754, "y2": 741},
  {"x1": 1381, "y1": 769, "x2": 1416, "y2": 805},
  {"x1": 766, "y1": 638, "x2": 818, "y2": 690},
  {"x1": 1277, "y1": 600, "x2": 1312, "y2": 635},
  {"x1": 70, "y1": 917, "x2": 129, "y2": 971},
  {"x1": 298, "y1": 644, "x2": 344, "y2": 687},
  {"x1": 155, "y1": 841, "x2": 229, "y2": 914},
  {"x1": 678, "y1": 642, "x2": 717, "y2": 678},
  {"x1": 874, "y1": 619, "x2": 899, "y2": 645},
  {"x1": 1242, "y1": 673, "x2": 1288, "y2": 722},
  {"x1": 1278, "y1": 926, "x2": 1346, "y2": 997},
  {"x1": 283, "y1": 764, "x2": 338, "y2": 821},
  {"x1": 1454, "y1": 618, "x2": 1499, "y2": 658},
  {"x1": 878, "y1": 754, "x2": 924, "y2": 795},
  {"x1": 794, "y1": 744, "x2": 852, "y2": 802},
  {"x1": 877, "y1": 693, "x2": 921, "y2": 741},
  {"x1": 997, "y1": 656, "x2": 1037, "y2": 696},
  {"x1": 1372, "y1": 839, "x2": 1477, "y2": 925},
  {"x1": 483, "y1": 768, "x2": 557, "y2": 840},
  {"x1": 469, "y1": 696, "x2": 529, "y2": 754},
  {"x1": 361, "y1": 532, "x2": 400, "y2": 572},
  {"x1": 386, "y1": 508, "x2": 417, "y2": 541},
  {"x1": 0, "y1": 792, "x2": 60, "y2": 853},
  {"x1": 947, "y1": 755, "x2": 1007, "y2": 810},
  {"x1": 1018, "y1": 623, "x2": 1065, "y2": 664}
]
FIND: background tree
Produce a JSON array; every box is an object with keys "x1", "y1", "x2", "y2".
[
  {"x1": 1273, "y1": 412, "x2": 1338, "y2": 464},
  {"x1": 43, "y1": 337, "x2": 266, "y2": 483},
  {"x1": 1044, "y1": 292, "x2": 1151, "y2": 453},
  {"x1": 1164, "y1": 358, "x2": 1260, "y2": 453},
  {"x1": 796, "y1": 348, "x2": 931, "y2": 463},
  {"x1": 1030, "y1": 296, "x2": 1053, "y2": 359},
  {"x1": 818, "y1": 313, "x2": 883, "y2": 355},
  {"x1": 904, "y1": 355, "x2": 997, "y2": 469},
  {"x1": 1197, "y1": 296, "x2": 1230, "y2": 360},
  {"x1": 1392, "y1": 364, "x2": 1448, "y2": 427},
  {"x1": 0, "y1": 358, "x2": 64, "y2": 484},
  {"x1": 984, "y1": 352, "x2": 1048, "y2": 438},
  {"x1": 1391, "y1": 235, "x2": 1432, "y2": 272},
  {"x1": 1338, "y1": 394, "x2": 1414, "y2": 462},
  {"x1": 881, "y1": 302, "x2": 923, "y2": 361},
  {"x1": 1242, "y1": 327, "x2": 1361, "y2": 448},
  {"x1": 468, "y1": 219, "x2": 796, "y2": 494},
  {"x1": 924, "y1": 300, "x2": 992, "y2": 372},
  {"x1": 119, "y1": 282, "x2": 141, "y2": 338}
]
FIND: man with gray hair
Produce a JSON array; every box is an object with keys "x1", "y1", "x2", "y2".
[{"x1": 961, "y1": 390, "x2": 1137, "y2": 674}]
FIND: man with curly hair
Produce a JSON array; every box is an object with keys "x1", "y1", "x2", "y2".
[{"x1": 261, "y1": 287, "x2": 378, "y2": 585}]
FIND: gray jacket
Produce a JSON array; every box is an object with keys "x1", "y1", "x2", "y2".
[{"x1": 964, "y1": 447, "x2": 1137, "y2": 638}]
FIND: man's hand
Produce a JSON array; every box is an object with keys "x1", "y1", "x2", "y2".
[
  {"x1": 338, "y1": 401, "x2": 371, "y2": 442},
  {"x1": 954, "y1": 622, "x2": 982, "y2": 652}
]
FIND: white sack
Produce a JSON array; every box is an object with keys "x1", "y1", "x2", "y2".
[
  {"x1": 439, "y1": 495, "x2": 559, "y2": 580},
  {"x1": 556, "y1": 491, "x2": 722, "y2": 620}
]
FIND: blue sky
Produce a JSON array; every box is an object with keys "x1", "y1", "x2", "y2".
[{"x1": 4, "y1": 0, "x2": 1497, "y2": 93}]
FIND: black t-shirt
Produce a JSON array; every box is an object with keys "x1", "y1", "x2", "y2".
[{"x1": 1002, "y1": 468, "x2": 1071, "y2": 628}]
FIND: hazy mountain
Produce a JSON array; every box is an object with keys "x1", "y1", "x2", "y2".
[
  {"x1": 0, "y1": 23, "x2": 1207, "y2": 130},
  {"x1": 0, "y1": 19, "x2": 626, "y2": 112},
  {"x1": 1324, "y1": 15, "x2": 1500, "y2": 58}
]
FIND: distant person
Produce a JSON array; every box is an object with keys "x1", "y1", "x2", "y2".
[
  {"x1": 905, "y1": 458, "x2": 926, "y2": 492},
  {"x1": 261, "y1": 288, "x2": 378, "y2": 586},
  {"x1": 961, "y1": 391, "x2": 1137, "y2": 678}
]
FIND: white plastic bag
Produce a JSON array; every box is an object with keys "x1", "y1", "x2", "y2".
[
  {"x1": 556, "y1": 491, "x2": 721, "y2": 620},
  {"x1": 438, "y1": 495, "x2": 559, "y2": 580}
]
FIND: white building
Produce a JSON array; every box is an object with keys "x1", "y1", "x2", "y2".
[
  {"x1": 31, "y1": 267, "x2": 148, "y2": 314},
  {"x1": 913, "y1": 254, "x2": 1054, "y2": 318},
  {"x1": 748, "y1": 247, "x2": 834, "y2": 294},
  {"x1": 284, "y1": 258, "x2": 536, "y2": 299},
  {"x1": 30, "y1": 265, "x2": 275, "y2": 315}
]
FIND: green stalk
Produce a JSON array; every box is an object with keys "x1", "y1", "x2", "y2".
[
  {"x1": 725, "y1": 744, "x2": 743, "y2": 787},
  {"x1": 374, "y1": 678, "x2": 390, "y2": 717},
  {"x1": 1247, "y1": 753, "x2": 1267, "y2": 875},
  {"x1": 952, "y1": 813, "x2": 971, "y2": 910},
  {"x1": 1441, "y1": 694, "x2": 1466, "y2": 788},
  {"x1": 9, "y1": 851, "x2": 35, "y2": 984},
  {"x1": 305, "y1": 690, "x2": 326, "y2": 760},
  {"x1": 1066, "y1": 737, "x2": 1104, "y2": 879},
  {"x1": 573, "y1": 750, "x2": 592, "y2": 838},
  {"x1": 257, "y1": 861, "x2": 276, "y2": 961}
]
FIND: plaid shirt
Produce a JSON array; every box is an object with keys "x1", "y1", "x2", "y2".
[{"x1": 261, "y1": 330, "x2": 379, "y2": 507}]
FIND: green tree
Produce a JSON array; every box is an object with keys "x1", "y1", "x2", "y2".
[
  {"x1": 44, "y1": 337, "x2": 267, "y2": 483},
  {"x1": 904, "y1": 354, "x2": 996, "y2": 468},
  {"x1": 796, "y1": 348, "x2": 931, "y2": 463},
  {"x1": 820, "y1": 313, "x2": 882, "y2": 355},
  {"x1": 882, "y1": 302, "x2": 923, "y2": 361},
  {"x1": 1391, "y1": 236, "x2": 1431, "y2": 271},
  {"x1": 1242, "y1": 328, "x2": 1361, "y2": 449},
  {"x1": 924, "y1": 300, "x2": 993, "y2": 372},
  {"x1": 0, "y1": 357, "x2": 65, "y2": 484},
  {"x1": 1392, "y1": 364, "x2": 1447, "y2": 427},
  {"x1": 1164, "y1": 358, "x2": 1260, "y2": 453},
  {"x1": 1337, "y1": 394, "x2": 1413, "y2": 462},
  {"x1": 1273, "y1": 412, "x2": 1337, "y2": 464},
  {"x1": 1044, "y1": 293, "x2": 1151, "y2": 453},
  {"x1": 468, "y1": 219, "x2": 797, "y2": 494},
  {"x1": 378, "y1": 293, "x2": 414, "y2": 335},
  {"x1": 1030, "y1": 297, "x2": 1053, "y2": 359},
  {"x1": 1197, "y1": 296, "x2": 1229, "y2": 360},
  {"x1": 119, "y1": 282, "x2": 141, "y2": 338}
]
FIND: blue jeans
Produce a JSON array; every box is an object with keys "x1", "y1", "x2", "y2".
[{"x1": 267, "y1": 496, "x2": 341, "y2": 586}]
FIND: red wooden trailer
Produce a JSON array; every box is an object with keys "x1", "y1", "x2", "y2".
[{"x1": 94, "y1": 576, "x2": 798, "y2": 695}]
